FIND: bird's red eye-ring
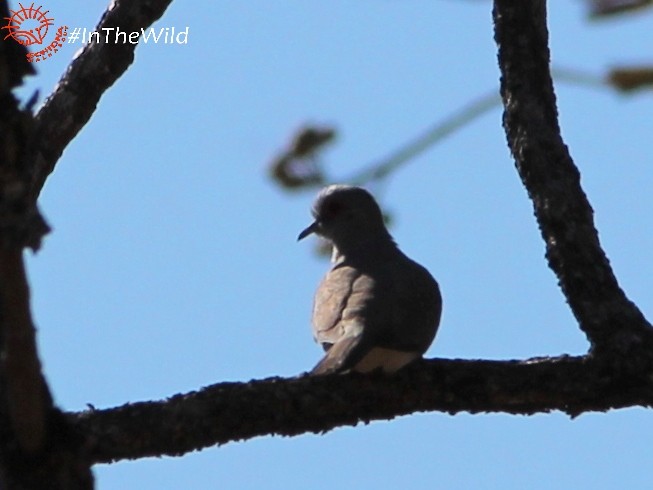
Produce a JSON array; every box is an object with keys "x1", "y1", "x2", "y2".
[{"x1": 322, "y1": 200, "x2": 343, "y2": 219}]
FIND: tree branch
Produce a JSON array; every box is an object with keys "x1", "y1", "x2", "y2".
[
  {"x1": 270, "y1": 66, "x2": 626, "y2": 195},
  {"x1": 29, "y1": 0, "x2": 175, "y2": 200},
  {"x1": 0, "y1": 248, "x2": 47, "y2": 454},
  {"x1": 344, "y1": 90, "x2": 502, "y2": 185},
  {"x1": 0, "y1": 2, "x2": 93, "y2": 486},
  {"x1": 0, "y1": 1, "x2": 50, "y2": 457},
  {"x1": 492, "y1": 0, "x2": 653, "y2": 356},
  {"x1": 73, "y1": 356, "x2": 653, "y2": 464}
]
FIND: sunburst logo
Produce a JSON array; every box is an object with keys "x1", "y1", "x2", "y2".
[
  {"x1": 2, "y1": 2, "x2": 67, "y2": 62},
  {"x1": 2, "y1": 2, "x2": 53, "y2": 45}
]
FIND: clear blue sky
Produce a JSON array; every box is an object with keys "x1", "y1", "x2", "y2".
[{"x1": 14, "y1": 1, "x2": 653, "y2": 488}]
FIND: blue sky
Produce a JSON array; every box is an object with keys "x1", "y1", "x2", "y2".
[{"x1": 12, "y1": 1, "x2": 653, "y2": 488}]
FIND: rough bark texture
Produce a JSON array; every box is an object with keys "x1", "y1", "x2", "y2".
[
  {"x1": 0, "y1": 0, "x2": 174, "y2": 487},
  {"x1": 493, "y1": 0, "x2": 653, "y2": 359},
  {"x1": 0, "y1": 2, "x2": 92, "y2": 487},
  {"x1": 74, "y1": 356, "x2": 653, "y2": 464}
]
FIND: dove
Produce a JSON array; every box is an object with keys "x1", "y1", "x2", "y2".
[{"x1": 298, "y1": 185, "x2": 442, "y2": 375}]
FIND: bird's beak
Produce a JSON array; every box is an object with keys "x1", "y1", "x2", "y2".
[{"x1": 297, "y1": 221, "x2": 319, "y2": 241}]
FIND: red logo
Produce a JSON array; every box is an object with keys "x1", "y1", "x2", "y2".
[{"x1": 2, "y1": 3, "x2": 68, "y2": 62}]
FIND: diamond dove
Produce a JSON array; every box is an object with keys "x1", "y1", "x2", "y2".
[{"x1": 298, "y1": 185, "x2": 442, "y2": 375}]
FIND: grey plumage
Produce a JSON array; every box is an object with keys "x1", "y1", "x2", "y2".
[{"x1": 298, "y1": 185, "x2": 442, "y2": 375}]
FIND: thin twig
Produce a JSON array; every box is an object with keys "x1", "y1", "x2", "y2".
[
  {"x1": 340, "y1": 66, "x2": 608, "y2": 186},
  {"x1": 344, "y1": 91, "x2": 502, "y2": 185}
]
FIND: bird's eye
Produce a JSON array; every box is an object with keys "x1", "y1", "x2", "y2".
[{"x1": 323, "y1": 200, "x2": 343, "y2": 219}]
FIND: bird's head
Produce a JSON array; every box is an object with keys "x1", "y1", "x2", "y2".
[{"x1": 298, "y1": 185, "x2": 391, "y2": 252}]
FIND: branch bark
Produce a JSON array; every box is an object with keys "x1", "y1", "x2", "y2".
[
  {"x1": 0, "y1": 3, "x2": 92, "y2": 487},
  {"x1": 0, "y1": 0, "x2": 48, "y2": 459},
  {"x1": 0, "y1": 248, "x2": 46, "y2": 454},
  {"x1": 73, "y1": 356, "x2": 653, "y2": 464},
  {"x1": 492, "y1": 0, "x2": 653, "y2": 356},
  {"x1": 29, "y1": 0, "x2": 175, "y2": 200},
  {"x1": 1, "y1": 1, "x2": 175, "y2": 487}
]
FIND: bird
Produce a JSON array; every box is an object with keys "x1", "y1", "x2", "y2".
[{"x1": 298, "y1": 184, "x2": 442, "y2": 375}]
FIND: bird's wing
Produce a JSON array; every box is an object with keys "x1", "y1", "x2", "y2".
[
  {"x1": 312, "y1": 265, "x2": 372, "y2": 344},
  {"x1": 310, "y1": 265, "x2": 377, "y2": 372}
]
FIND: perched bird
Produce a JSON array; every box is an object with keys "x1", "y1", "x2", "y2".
[{"x1": 298, "y1": 185, "x2": 442, "y2": 375}]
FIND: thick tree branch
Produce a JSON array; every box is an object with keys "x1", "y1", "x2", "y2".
[
  {"x1": 0, "y1": 2, "x2": 93, "y2": 486},
  {"x1": 492, "y1": 0, "x2": 653, "y2": 356},
  {"x1": 0, "y1": 1, "x2": 50, "y2": 457},
  {"x1": 29, "y1": 0, "x2": 174, "y2": 199},
  {"x1": 0, "y1": 248, "x2": 47, "y2": 454},
  {"x1": 74, "y1": 356, "x2": 653, "y2": 464}
]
